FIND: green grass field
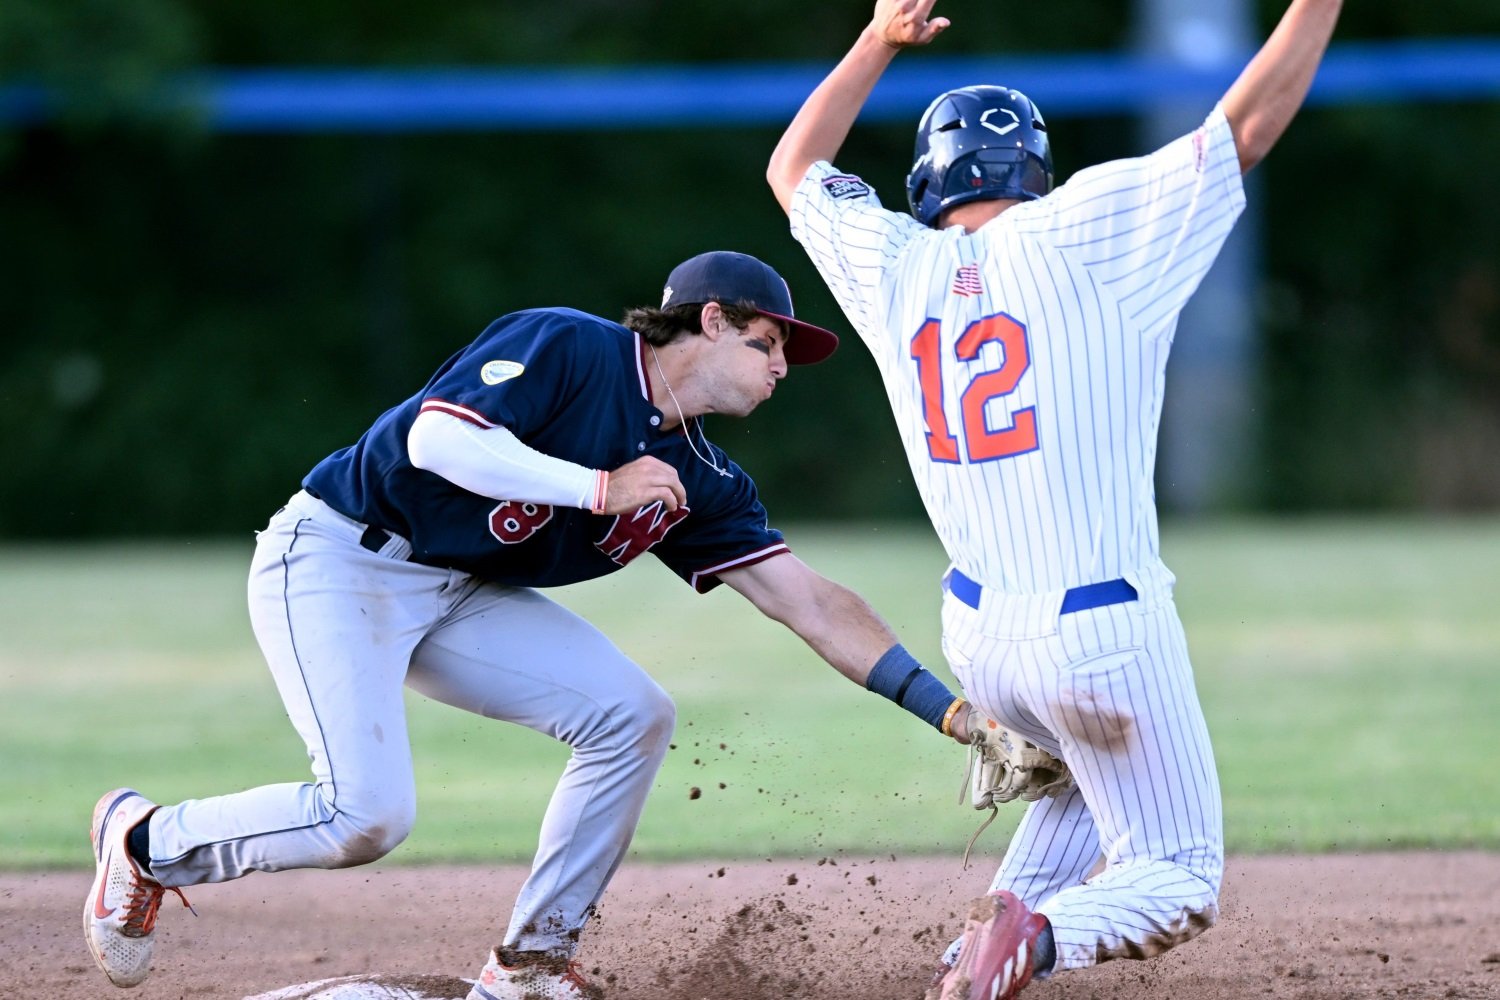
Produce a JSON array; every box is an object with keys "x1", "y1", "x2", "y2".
[{"x1": 3, "y1": 518, "x2": 1497, "y2": 870}]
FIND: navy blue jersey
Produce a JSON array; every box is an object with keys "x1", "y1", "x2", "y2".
[{"x1": 303, "y1": 308, "x2": 788, "y2": 592}]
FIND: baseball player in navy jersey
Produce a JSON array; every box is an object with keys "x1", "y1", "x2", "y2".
[
  {"x1": 83, "y1": 250, "x2": 983, "y2": 1000},
  {"x1": 767, "y1": 1, "x2": 1343, "y2": 998}
]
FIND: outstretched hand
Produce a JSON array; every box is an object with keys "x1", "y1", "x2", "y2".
[
  {"x1": 873, "y1": 0, "x2": 950, "y2": 49},
  {"x1": 604, "y1": 455, "x2": 687, "y2": 514}
]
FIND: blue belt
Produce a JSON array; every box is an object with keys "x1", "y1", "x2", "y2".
[{"x1": 944, "y1": 568, "x2": 1137, "y2": 614}]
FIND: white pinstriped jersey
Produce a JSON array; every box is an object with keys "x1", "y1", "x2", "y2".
[{"x1": 790, "y1": 107, "x2": 1245, "y2": 611}]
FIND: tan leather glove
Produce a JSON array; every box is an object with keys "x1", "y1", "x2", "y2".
[{"x1": 964, "y1": 712, "x2": 1074, "y2": 808}]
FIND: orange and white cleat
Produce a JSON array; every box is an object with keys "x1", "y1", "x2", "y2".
[
  {"x1": 465, "y1": 948, "x2": 602, "y2": 1000},
  {"x1": 82, "y1": 788, "x2": 191, "y2": 988}
]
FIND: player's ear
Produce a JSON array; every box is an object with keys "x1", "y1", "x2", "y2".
[{"x1": 699, "y1": 302, "x2": 727, "y2": 340}]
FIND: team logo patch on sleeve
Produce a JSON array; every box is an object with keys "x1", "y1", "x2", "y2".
[
  {"x1": 480, "y1": 360, "x2": 525, "y2": 385},
  {"x1": 821, "y1": 174, "x2": 872, "y2": 200}
]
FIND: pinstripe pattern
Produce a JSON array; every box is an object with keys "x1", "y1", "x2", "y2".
[
  {"x1": 789, "y1": 108, "x2": 1244, "y2": 972},
  {"x1": 791, "y1": 107, "x2": 1244, "y2": 607},
  {"x1": 941, "y1": 594, "x2": 1222, "y2": 970}
]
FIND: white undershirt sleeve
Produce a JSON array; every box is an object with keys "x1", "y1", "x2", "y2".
[{"x1": 407, "y1": 409, "x2": 608, "y2": 512}]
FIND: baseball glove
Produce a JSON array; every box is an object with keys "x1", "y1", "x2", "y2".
[
  {"x1": 959, "y1": 710, "x2": 1073, "y2": 867},
  {"x1": 963, "y1": 713, "x2": 1073, "y2": 808}
]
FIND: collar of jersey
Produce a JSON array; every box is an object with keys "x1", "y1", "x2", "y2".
[{"x1": 631, "y1": 332, "x2": 687, "y2": 439}]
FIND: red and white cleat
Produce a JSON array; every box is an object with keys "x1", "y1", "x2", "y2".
[{"x1": 936, "y1": 890, "x2": 1047, "y2": 1000}]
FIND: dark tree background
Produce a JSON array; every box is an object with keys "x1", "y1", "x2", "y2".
[{"x1": 2, "y1": 1, "x2": 1498, "y2": 537}]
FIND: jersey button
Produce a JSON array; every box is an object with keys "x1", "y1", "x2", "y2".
[
  {"x1": 637, "y1": 442, "x2": 646, "y2": 451},
  {"x1": 649, "y1": 415, "x2": 661, "y2": 426}
]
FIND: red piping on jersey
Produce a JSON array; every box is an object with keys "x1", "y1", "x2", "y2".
[
  {"x1": 633, "y1": 334, "x2": 653, "y2": 403},
  {"x1": 419, "y1": 398, "x2": 498, "y2": 428},
  {"x1": 689, "y1": 542, "x2": 790, "y2": 593}
]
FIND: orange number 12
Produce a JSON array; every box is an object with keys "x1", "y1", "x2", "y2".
[{"x1": 910, "y1": 313, "x2": 1039, "y2": 464}]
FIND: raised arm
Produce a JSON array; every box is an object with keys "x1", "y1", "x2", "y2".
[
  {"x1": 766, "y1": 0, "x2": 950, "y2": 215},
  {"x1": 1222, "y1": 0, "x2": 1343, "y2": 173}
]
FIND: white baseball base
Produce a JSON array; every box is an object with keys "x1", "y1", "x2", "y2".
[{"x1": 244, "y1": 975, "x2": 474, "y2": 1000}]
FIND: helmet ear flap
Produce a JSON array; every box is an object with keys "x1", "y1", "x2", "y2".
[
  {"x1": 906, "y1": 148, "x2": 943, "y2": 225},
  {"x1": 906, "y1": 161, "x2": 935, "y2": 224}
]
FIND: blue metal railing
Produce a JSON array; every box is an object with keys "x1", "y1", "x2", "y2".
[{"x1": 3, "y1": 39, "x2": 1498, "y2": 132}]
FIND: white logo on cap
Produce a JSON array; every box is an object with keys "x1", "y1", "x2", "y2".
[{"x1": 661, "y1": 285, "x2": 674, "y2": 307}]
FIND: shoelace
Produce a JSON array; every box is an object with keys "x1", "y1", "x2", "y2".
[
  {"x1": 494, "y1": 954, "x2": 596, "y2": 999},
  {"x1": 121, "y1": 879, "x2": 195, "y2": 937},
  {"x1": 959, "y1": 741, "x2": 999, "y2": 871},
  {"x1": 558, "y1": 962, "x2": 591, "y2": 994}
]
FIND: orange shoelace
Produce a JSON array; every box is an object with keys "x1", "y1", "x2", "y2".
[
  {"x1": 559, "y1": 962, "x2": 590, "y2": 991},
  {"x1": 121, "y1": 879, "x2": 195, "y2": 937},
  {"x1": 493, "y1": 951, "x2": 599, "y2": 999},
  {"x1": 560, "y1": 962, "x2": 605, "y2": 1000}
]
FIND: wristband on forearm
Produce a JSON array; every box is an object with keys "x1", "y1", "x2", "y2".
[
  {"x1": 589, "y1": 470, "x2": 610, "y2": 514},
  {"x1": 865, "y1": 643, "x2": 963, "y2": 733}
]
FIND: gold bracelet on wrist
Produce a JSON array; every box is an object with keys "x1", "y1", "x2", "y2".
[{"x1": 941, "y1": 697, "x2": 969, "y2": 738}]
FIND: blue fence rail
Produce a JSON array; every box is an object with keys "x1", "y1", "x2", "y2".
[{"x1": 4, "y1": 39, "x2": 1499, "y2": 132}]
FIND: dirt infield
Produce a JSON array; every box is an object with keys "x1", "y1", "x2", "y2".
[{"x1": 8, "y1": 853, "x2": 1500, "y2": 1000}]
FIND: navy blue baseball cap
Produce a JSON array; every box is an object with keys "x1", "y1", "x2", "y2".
[{"x1": 660, "y1": 251, "x2": 840, "y2": 365}]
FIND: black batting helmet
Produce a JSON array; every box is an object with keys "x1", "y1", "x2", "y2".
[{"x1": 906, "y1": 85, "x2": 1054, "y2": 228}]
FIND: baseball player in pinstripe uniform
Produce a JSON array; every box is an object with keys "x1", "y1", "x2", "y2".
[
  {"x1": 768, "y1": 1, "x2": 1343, "y2": 997},
  {"x1": 82, "y1": 251, "x2": 979, "y2": 1000}
]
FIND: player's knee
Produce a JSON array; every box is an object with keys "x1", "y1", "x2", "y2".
[
  {"x1": 1164, "y1": 871, "x2": 1219, "y2": 950},
  {"x1": 575, "y1": 680, "x2": 676, "y2": 760},
  {"x1": 1176, "y1": 898, "x2": 1218, "y2": 947},
  {"x1": 329, "y1": 802, "x2": 415, "y2": 867},
  {"x1": 633, "y1": 684, "x2": 677, "y2": 756},
  {"x1": 613, "y1": 682, "x2": 676, "y2": 755}
]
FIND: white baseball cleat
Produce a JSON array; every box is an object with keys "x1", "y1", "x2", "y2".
[
  {"x1": 83, "y1": 788, "x2": 191, "y2": 988},
  {"x1": 465, "y1": 949, "x2": 601, "y2": 1000}
]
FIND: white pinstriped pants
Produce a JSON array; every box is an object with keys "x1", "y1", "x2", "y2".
[
  {"x1": 145, "y1": 491, "x2": 676, "y2": 955},
  {"x1": 941, "y1": 588, "x2": 1222, "y2": 972}
]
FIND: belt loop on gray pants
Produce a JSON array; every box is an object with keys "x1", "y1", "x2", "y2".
[
  {"x1": 358, "y1": 525, "x2": 393, "y2": 554},
  {"x1": 300, "y1": 487, "x2": 411, "y2": 561}
]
